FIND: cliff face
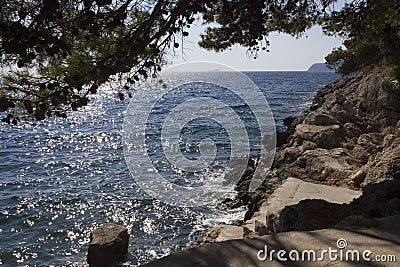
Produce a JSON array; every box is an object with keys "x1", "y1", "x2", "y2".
[
  {"x1": 198, "y1": 66, "x2": 400, "y2": 244},
  {"x1": 274, "y1": 66, "x2": 400, "y2": 187}
]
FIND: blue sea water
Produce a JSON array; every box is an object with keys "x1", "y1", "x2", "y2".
[{"x1": 0, "y1": 71, "x2": 339, "y2": 266}]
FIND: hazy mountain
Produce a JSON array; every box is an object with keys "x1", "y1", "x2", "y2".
[{"x1": 307, "y1": 63, "x2": 335, "y2": 73}]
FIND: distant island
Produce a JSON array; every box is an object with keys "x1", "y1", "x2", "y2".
[{"x1": 307, "y1": 63, "x2": 335, "y2": 73}]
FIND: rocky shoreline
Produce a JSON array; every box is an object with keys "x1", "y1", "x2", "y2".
[
  {"x1": 197, "y1": 66, "x2": 400, "y2": 245},
  {"x1": 88, "y1": 67, "x2": 400, "y2": 266}
]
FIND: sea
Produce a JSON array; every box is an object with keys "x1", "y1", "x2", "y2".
[{"x1": 0, "y1": 71, "x2": 339, "y2": 266}]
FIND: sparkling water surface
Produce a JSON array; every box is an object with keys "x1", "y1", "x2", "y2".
[{"x1": 0, "y1": 72, "x2": 339, "y2": 266}]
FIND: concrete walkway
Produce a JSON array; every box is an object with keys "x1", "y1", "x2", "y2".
[
  {"x1": 205, "y1": 178, "x2": 362, "y2": 242},
  {"x1": 144, "y1": 216, "x2": 400, "y2": 266},
  {"x1": 244, "y1": 177, "x2": 362, "y2": 232}
]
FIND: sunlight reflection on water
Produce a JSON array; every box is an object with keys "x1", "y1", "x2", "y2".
[{"x1": 0, "y1": 71, "x2": 339, "y2": 266}]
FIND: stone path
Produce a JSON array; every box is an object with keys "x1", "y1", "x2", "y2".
[
  {"x1": 144, "y1": 216, "x2": 400, "y2": 266},
  {"x1": 208, "y1": 178, "x2": 362, "y2": 241}
]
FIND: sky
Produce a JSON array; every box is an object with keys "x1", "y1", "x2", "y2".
[
  {"x1": 169, "y1": 24, "x2": 344, "y2": 71},
  {"x1": 169, "y1": 2, "x2": 347, "y2": 71}
]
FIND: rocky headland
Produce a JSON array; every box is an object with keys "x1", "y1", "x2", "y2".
[
  {"x1": 307, "y1": 63, "x2": 334, "y2": 72},
  {"x1": 197, "y1": 66, "x2": 400, "y2": 245}
]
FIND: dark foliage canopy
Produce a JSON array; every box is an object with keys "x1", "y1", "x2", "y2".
[
  {"x1": 324, "y1": 0, "x2": 400, "y2": 77},
  {"x1": 0, "y1": 0, "x2": 398, "y2": 122}
]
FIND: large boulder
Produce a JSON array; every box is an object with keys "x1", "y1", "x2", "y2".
[
  {"x1": 278, "y1": 180, "x2": 400, "y2": 233},
  {"x1": 293, "y1": 123, "x2": 345, "y2": 148},
  {"x1": 87, "y1": 223, "x2": 129, "y2": 267},
  {"x1": 294, "y1": 148, "x2": 354, "y2": 183},
  {"x1": 243, "y1": 178, "x2": 361, "y2": 234},
  {"x1": 278, "y1": 199, "x2": 358, "y2": 232},
  {"x1": 303, "y1": 113, "x2": 341, "y2": 126},
  {"x1": 197, "y1": 225, "x2": 244, "y2": 245}
]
